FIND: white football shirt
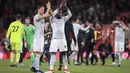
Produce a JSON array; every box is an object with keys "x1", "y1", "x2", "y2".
[
  {"x1": 115, "y1": 26, "x2": 125, "y2": 42},
  {"x1": 33, "y1": 14, "x2": 45, "y2": 38},
  {"x1": 50, "y1": 9, "x2": 72, "y2": 39}
]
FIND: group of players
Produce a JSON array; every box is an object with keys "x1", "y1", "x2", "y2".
[{"x1": 4, "y1": 0, "x2": 129, "y2": 73}]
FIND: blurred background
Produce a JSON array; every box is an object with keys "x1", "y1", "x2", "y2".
[{"x1": 0, "y1": 0, "x2": 130, "y2": 60}]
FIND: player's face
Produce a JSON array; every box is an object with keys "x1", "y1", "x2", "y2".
[
  {"x1": 76, "y1": 19, "x2": 80, "y2": 24},
  {"x1": 25, "y1": 19, "x2": 30, "y2": 25},
  {"x1": 81, "y1": 24, "x2": 84, "y2": 28},
  {"x1": 38, "y1": 7, "x2": 45, "y2": 15},
  {"x1": 45, "y1": 22, "x2": 49, "y2": 28},
  {"x1": 96, "y1": 23, "x2": 101, "y2": 29},
  {"x1": 57, "y1": 10, "x2": 63, "y2": 18}
]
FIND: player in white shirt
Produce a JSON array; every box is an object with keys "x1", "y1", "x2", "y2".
[
  {"x1": 69, "y1": 17, "x2": 91, "y2": 65},
  {"x1": 112, "y1": 21, "x2": 129, "y2": 67},
  {"x1": 30, "y1": 1, "x2": 51, "y2": 73},
  {"x1": 45, "y1": 1, "x2": 72, "y2": 73}
]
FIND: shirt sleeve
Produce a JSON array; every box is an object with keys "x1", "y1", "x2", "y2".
[
  {"x1": 50, "y1": 9, "x2": 59, "y2": 23},
  {"x1": 64, "y1": 9, "x2": 72, "y2": 22},
  {"x1": 24, "y1": 26, "x2": 27, "y2": 41},
  {"x1": 32, "y1": 26, "x2": 35, "y2": 35},
  {"x1": 52, "y1": 9, "x2": 59, "y2": 17},
  {"x1": 79, "y1": 25, "x2": 90, "y2": 31},
  {"x1": 6, "y1": 23, "x2": 12, "y2": 39},
  {"x1": 22, "y1": 24, "x2": 25, "y2": 39},
  {"x1": 34, "y1": 15, "x2": 40, "y2": 21}
]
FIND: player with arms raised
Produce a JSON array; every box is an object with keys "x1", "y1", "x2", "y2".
[
  {"x1": 112, "y1": 21, "x2": 129, "y2": 67},
  {"x1": 30, "y1": 1, "x2": 51, "y2": 73},
  {"x1": 45, "y1": 0, "x2": 72, "y2": 73}
]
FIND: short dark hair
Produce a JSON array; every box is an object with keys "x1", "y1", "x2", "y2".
[
  {"x1": 16, "y1": 14, "x2": 21, "y2": 20},
  {"x1": 72, "y1": 17, "x2": 80, "y2": 22},
  {"x1": 25, "y1": 17, "x2": 30, "y2": 20},
  {"x1": 37, "y1": 5, "x2": 45, "y2": 9}
]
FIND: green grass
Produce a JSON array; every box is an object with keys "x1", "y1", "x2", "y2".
[{"x1": 0, "y1": 59, "x2": 130, "y2": 73}]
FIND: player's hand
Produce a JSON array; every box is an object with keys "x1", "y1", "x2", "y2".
[
  {"x1": 4, "y1": 39, "x2": 10, "y2": 50},
  {"x1": 112, "y1": 21, "x2": 120, "y2": 24},
  {"x1": 47, "y1": 32, "x2": 52, "y2": 35},
  {"x1": 24, "y1": 41, "x2": 27, "y2": 48},
  {"x1": 63, "y1": 0, "x2": 67, "y2": 8},
  {"x1": 93, "y1": 50, "x2": 97, "y2": 55},
  {"x1": 46, "y1": 1, "x2": 51, "y2": 9},
  {"x1": 102, "y1": 52, "x2": 105, "y2": 56},
  {"x1": 81, "y1": 42, "x2": 85, "y2": 46},
  {"x1": 59, "y1": 1, "x2": 64, "y2": 9}
]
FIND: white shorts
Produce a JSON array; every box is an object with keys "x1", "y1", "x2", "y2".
[
  {"x1": 114, "y1": 42, "x2": 124, "y2": 52},
  {"x1": 49, "y1": 39, "x2": 68, "y2": 52},
  {"x1": 33, "y1": 38, "x2": 44, "y2": 52}
]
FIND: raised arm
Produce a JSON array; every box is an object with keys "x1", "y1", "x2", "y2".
[
  {"x1": 112, "y1": 21, "x2": 129, "y2": 31},
  {"x1": 120, "y1": 21, "x2": 129, "y2": 31},
  {"x1": 64, "y1": 8, "x2": 72, "y2": 22},
  {"x1": 52, "y1": 9, "x2": 59, "y2": 17},
  {"x1": 36, "y1": 1, "x2": 51, "y2": 20}
]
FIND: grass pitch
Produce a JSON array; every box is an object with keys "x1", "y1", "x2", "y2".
[{"x1": 0, "y1": 59, "x2": 130, "y2": 73}]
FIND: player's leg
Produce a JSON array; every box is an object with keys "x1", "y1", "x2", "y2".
[
  {"x1": 28, "y1": 41, "x2": 35, "y2": 66},
  {"x1": 85, "y1": 43, "x2": 91, "y2": 65},
  {"x1": 15, "y1": 42, "x2": 22, "y2": 67},
  {"x1": 31, "y1": 38, "x2": 44, "y2": 72},
  {"x1": 44, "y1": 44, "x2": 51, "y2": 63},
  {"x1": 58, "y1": 39, "x2": 71, "y2": 71},
  {"x1": 60, "y1": 39, "x2": 70, "y2": 73},
  {"x1": 58, "y1": 52, "x2": 63, "y2": 71},
  {"x1": 93, "y1": 43, "x2": 100, "y2": 64},
  {"x1": 67, "y1": 40, "x2": 71, "y2": 65},
  {"x1": 61, "y1": 52, "x2": 70, "y2": 73},
  {"x1": 127, "y1": 50, "x2": 130, "y2": 59},
  {"x1": 45, "y1": 52, "x2": 56, "y2": 73},
  {"x1": 10, "y1": 42, "x2": 16, "y2": 67},
  {"x1": 50, "y1": 52, "x2": 56, "y2": 72},
  {"x1": 90, "y1": 43, "x2": 94, "y2": 65},
  {"x1": 10, "y1": 51, "x2": 16, "y2": 66},
  {"x1": 99, "y1": 44, "x2": 106, "y2": 66},
  {"x1": 19, "y1": 39, "x2": 28, "y2": 66},
  {"x1": 81, "y1": 46, "x2": 85, "y2": 63},
  {"x1": 100, "y1": 52, "x2": 105, "y2": 65},
  {"x1": 77, "y1": 40, "x2": 82, "y2": 63},
  {"x1": 127, "y1": 40, "x2": 130, "y2": 59},
  {"x1": 108, "y1": 43, "x2": 116, "y2": 64},
  {"x1": 117, "y1": 52, "x2": 122, "y2": 67},
  {"x1": 111, "y1": 53, "x2": 116, "y2": 64},
  {"x1": 45, "y1": 39, "x2": 58, "y2": 73},
  {"x1": 73, "y1": 47, "x2": 78, "y2": 65},
  {"x1": 19, "y1": 46, "x2": 27, "y2": 66}
]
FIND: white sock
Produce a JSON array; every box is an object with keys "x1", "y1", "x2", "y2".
[
  {"x1": 74, "y1": 53, "x2": 78, "y2": 62},
  {"x1": 63, "y1": 54, "x2": 68, "y2": 69},
  {"x1": 69, "y1": 51, "x2": 77, "y2": 59},
  {"x1": 118, "y1": 52, "x2": 122, "y2": 65},
  {"x1": 33, "y1": 54, "x2": 41, "y2": 70},
  {"x1": 50, "y1": 53, "x2": 56, "y2": 70}
]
